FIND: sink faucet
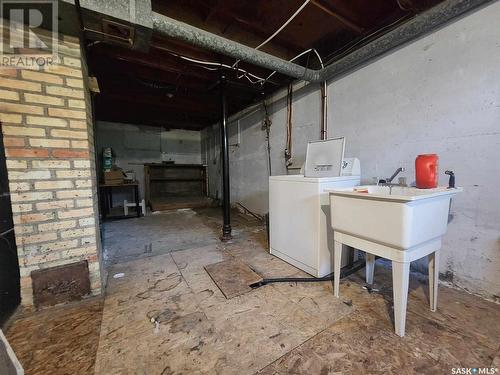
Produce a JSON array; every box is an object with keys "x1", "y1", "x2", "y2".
[
  {"x1": 387, "y1": 167, "x2": 406, "y2": 184},
  {"x1": 379, "y1": 167, "x2": 406, "y2": 186}
]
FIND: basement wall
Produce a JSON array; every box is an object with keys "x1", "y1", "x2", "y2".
[
  {"x1": 203, "y1": 1, "x2": 500, "y2": 300},
  {"x1": 0, "y1": 31, "x2": 102, "y2": 307},
  {"x1": 95, "y1": 121, "x2": 202, "y2": 203}
]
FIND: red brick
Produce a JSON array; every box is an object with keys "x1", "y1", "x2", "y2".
[
  {"x1": 0, "y1": 69, "x2": 18, "y2": 77},
  {"x1": 6, "y1": 148, "x2": 49, "y2": 158},
  {"x1": 14, "y1": 212, "x2": 55, "y2": 224},
  {"x1": 3, "y1": 137, "x2": 25, "y2": 147},
  {"x1": 52, "y1": 149, "x2": 89, "y2": 158}
]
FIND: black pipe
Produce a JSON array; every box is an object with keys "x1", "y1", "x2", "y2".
[
  {"x1": 220, "y1": 71, "x2": 232, "y2": 241},
  {"x1": 250, "y1": 259, "x2": 366, "y2": 287}
]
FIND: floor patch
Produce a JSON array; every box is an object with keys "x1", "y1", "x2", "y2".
[{"x1": 204, "y1": 259, "x2": 263, "y2": 298}]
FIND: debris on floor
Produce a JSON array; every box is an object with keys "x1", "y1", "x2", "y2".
[
  {"x1": 4, "y1": 209, "x2": 500, "y2": 375},
  {"x1": 362, "y1": 285, "x2": 381, "y2": 294}
]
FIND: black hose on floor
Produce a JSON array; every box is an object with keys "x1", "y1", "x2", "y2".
[{"x1": 250, "y1": 259, "x2": 366, "y2": 288}]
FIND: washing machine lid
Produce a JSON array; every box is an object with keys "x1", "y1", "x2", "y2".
[{"x1": 304, "y1": 137, "x2": 345, "y2": 178}]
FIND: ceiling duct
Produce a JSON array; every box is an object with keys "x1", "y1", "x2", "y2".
[
  {"x1": 151, "y1": 0, "x2": 493, "y2": 83},
  {"x1": 56, "y1": 0, "x2": 492, "y2": 80},
  {"x1": 77, "y1": 0, "x2": 152, "y2": 51}
]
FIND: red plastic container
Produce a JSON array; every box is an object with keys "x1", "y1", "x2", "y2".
[{"x1": 415, "y1": 154, "x2": 439, "y2": 189}]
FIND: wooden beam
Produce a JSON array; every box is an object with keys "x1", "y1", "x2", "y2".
[
  {"x1": 310, "y1": 0, "x2": 364, "y2": 33},
  {"x1": 89, "y1": 44, "x2": 269, "y2": 95},
  {"x1": 94, "y1": 99, "x2": 216, "y2": 129},
  {"x1": 89, "y1": 44, "x2": 218, "y2": 82},
  {"x1": 204, "y1": 0, "x2": 223, "y2": 22},
  {"x1": 95, "y1": 112, "x2": 207, "y2": 130}
]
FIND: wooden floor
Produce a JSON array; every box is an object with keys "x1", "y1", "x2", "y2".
[{"x1": 4, "y1": 208, "x2": 500, "y2": 374}]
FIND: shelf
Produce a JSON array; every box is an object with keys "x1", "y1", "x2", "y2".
[
  {"x1": 145, "y1": 164, "x2": 208, "y2": 206},
  {"x1": 149, "y1": 178, "x2": 204, "y2": 182}
]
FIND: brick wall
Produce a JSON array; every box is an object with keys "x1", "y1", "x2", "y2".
[{"x1": 0, "y1": 33, "x2": 102, "y2": 307}]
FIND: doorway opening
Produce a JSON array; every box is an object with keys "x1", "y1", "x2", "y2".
[{"x1": 0, "y1": 124, "x2": 21, "y2": 326}]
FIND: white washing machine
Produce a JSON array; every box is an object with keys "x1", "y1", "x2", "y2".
[
  {"x1": 269, "y1": 173, "x2": 360, "y2": 277},
  {"x1": 269, "y1": 138, "x2": 360, "y2": 277}
]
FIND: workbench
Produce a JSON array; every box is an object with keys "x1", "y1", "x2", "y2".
[{"x1": 99, "y1": 182, "x2": 140, "y2": 220}]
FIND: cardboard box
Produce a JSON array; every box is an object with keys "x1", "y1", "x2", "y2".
[{"x1": 104, "y1": 170, "x2": 124, "y2": 185}]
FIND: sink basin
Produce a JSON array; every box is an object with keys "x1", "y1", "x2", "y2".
[{"x1": 328, "y1": 185, "x2": 462, "y2": 249}]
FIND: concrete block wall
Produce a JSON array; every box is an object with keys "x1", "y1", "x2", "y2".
[
  {"x1": 0, "y1": 34, "x2": 102, "y2": 307},
  {"x1": 95, "y1": 121, "x2": 203, "y2": 204},
  {"x1": 203, "y1": 2, "x2": 500, "y2": 300}
]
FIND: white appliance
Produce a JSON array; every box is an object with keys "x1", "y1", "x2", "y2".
[
  {"x1": 304, "y1": 137, "x2": 345, "y2": 178},
  {"x1": 269, "y1": 138, "x2": 360, "y2": 277}
]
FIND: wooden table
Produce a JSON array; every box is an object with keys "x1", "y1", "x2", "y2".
[{"x1": 99, "y1": 182, "x2": 140, "y2": 220}]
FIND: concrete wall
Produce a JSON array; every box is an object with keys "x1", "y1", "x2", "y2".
[
  {"x1": 95, "y1": 121, "x2": 202, "y2": 203},
  {"x1": 202, "y1": 82, "x2": 324, "y2": 207},
  {"x1": 203, "y1": 2, "x2": 500, "y2": 300}
]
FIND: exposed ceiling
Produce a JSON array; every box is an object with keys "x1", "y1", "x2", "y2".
[{"x1": 88, "y1": 0, "x2": 444, "y2": 130}]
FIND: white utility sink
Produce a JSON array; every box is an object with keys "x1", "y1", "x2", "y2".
[
  {"x1": 327, "y1": 185, "x2": 462, "y2": 250},
  {"x1": 327, "y1": 184, "x2": 462, "y2": 337}
]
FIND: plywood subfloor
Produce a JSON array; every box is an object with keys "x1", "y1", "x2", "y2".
[
  {"x1": 5, "y1": 297, "x2": 103, "y2": 375},
  {"x1": 259, "y1": 272, "x2": 500, "y2": 374},
  {"x1": 205, "y1": 259, "x2": 263, "y2": 298},
  {"x1": 94, "y1": 245, "x2": 353, "y2": 374},
  {"x1": 4, "y1": 208, "x2": 500, "y2": 374}
]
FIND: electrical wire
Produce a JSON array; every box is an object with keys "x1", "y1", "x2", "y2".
[
  {"x1": 263, "y1": 100, "x2": 272, "y2": 176},
  {"x1": 285, "y1": 84, "x2": 293, "y2": 167},
  {"x1": 162, "y1": 13, "x2": 409, "y2": 91},
  {"x1": 180, "y1": 55, "x2": 265, "y2": 83},
  {"x1": 395, "y1": 0, "x2": 413, "y2": 11},
  {"x1": 154, "y1": 39, "x2": 326, "y2": 88},
  {"x1": 231, "y1": 0, "x2": 311, "y2": 68},
  {"x1": 150, "y1": 42, "x2": 271, "y2": 84},
  {"x1": 255, "y1": 0, "x2": 311, "y2": 51},
  {"x1": 323, "y1": 14, "x2": 411, "y2": 66},
  {"x1": 166, "y1": 51, "x2": 270, "y2": 85},
  {"x1": 262, "y1": 48, "x2": 323, "y2": 85},
  {"x1": 0, "y1": 228, "x2": 14, "y2": 237}
]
